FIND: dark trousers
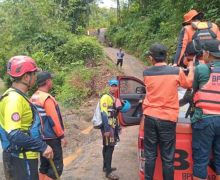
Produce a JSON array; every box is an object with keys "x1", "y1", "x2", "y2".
[
  {"x1": 116, "y1": 59, "x2": 123, "y2": 67},
  {"x1": 39, "y1": 138, "x2": 63, "y2": 179},
  {"x1": 144, "y1": 115, "x2": 176, "y2": 180},
  {"x1": 3, "y1": 151, "x2": 13, "y2": 180},
  {"x1": 3, "y1": 151, "x2": 38, "y2": 180},
  {"x1": 192, "y1": 116, "x2": 220, "y2": 179},
  {"x1": 103, "y1": 145, "x2": 115, "y2": 176}
]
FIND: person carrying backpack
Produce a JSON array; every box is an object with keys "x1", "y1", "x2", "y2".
[
  {"x1": 192, "y1": 40, "x2": 220, "y2": 180},
  {"x1": 173, "y1": 9, "x2": 220, "y2": 67},
  {"x1": 0, "y1": 56, "x2": 53, "y2": 180},
  {"x1": 30, "y1": 71, "x2": 67, "y2": 180},
  {"x1": 99, "y1": 78, "x2": 125, "y2": 180}
]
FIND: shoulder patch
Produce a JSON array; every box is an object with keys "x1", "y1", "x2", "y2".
[
  {"x1": 102, "y1": 102, "x2": 107, "y2": 107},
  {"x1": 11, "y1": 112, "x2": 20, "y2": 122}
]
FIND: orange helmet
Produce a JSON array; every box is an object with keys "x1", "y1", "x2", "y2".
[
  {"x1": 7, "y1": 55, "x2": 38, "y2": 77},
  {"x1": 183, "y1": 9, "x2": 204, "y2": 25}
]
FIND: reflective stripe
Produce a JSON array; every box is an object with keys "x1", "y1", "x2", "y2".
[
  {"x1": 38, "y1": 113, "x2": 47, "y2": 116},
  {"x1": 194, "y1": 66, "x2": 220, "y2": 114},
  {"x1": 30, "y1": 90, "x2": 64, "y2": 139}
]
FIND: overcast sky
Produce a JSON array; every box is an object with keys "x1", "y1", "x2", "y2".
[{"x1": 98, "y1": 0, "x2": 117, "y2": 8}]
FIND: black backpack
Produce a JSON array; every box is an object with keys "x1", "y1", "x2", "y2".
[{"x1": 186, "y1": 21, "x2": 217, "y2": 56}]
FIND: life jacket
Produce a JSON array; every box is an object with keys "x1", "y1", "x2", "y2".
[
  {"x1": 30, "y1": 91, "x2": 64, "y2": 140},
  {"x1": 0, "y1": 89, "x2": 42, "y2": 152},
  {"x1": 186, "y1": 21, "x2": 217, "y2": 56},
  {"x1": 193, "y1": 65, "x2": 220, "y2": 115}
]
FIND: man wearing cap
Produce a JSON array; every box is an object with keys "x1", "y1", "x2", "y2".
[
  {"x1": 30, "y1": 71, "x2": 67, "y2": 180},
  {"x1": 143, "y1": 43, "x2": 194, "y2": 180},
  {"x1": 192, "y1": 40, "x2": 220, "y2": 180},
  {"x1": 173, "y1": 9, "x2": 220, "y2": 67}
]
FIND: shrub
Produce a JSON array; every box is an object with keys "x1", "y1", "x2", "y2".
[
  {"x1": 55, "y1": 35, "x2": 103, "y2": 65},
  {"x1": 56, "y1": 66, "x2": 96, "y2": 108}
]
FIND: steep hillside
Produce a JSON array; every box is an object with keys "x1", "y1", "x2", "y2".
[{"x1": 106, "y1": 0, "x2": 220, "y2": 63}]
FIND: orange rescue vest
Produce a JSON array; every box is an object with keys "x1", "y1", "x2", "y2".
[
  {"x1": 30, "y1": 90, "x2": 64, "y2": 139},
  {"x1": 194, "y1": 65, "x2": 220, "y2": 115}
]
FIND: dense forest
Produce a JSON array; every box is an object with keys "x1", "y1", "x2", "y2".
[
  {"x1": 106, "y1": 0, "x2": 220, "y2": 62},
  {"x1": 0, "y1": 0, "x2": 105, "y2": 107}
]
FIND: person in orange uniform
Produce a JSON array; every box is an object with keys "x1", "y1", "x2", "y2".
[
  {"x1": 143, "y1": 43, "x2": 194, "y2": 180},
  {"x1": 30, "y1": 71, "x2": 67, "y2": 180},
  {"x1": 173, "y1": 9, "x2": 220, "y2": 67}
]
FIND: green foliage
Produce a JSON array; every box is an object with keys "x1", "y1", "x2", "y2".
[
  {"x1": 32, "y1": 51, "x2": 59, "y2": 71},
  {"x1": 107, "y1": 0, "x2": 220, "y2": 64},
  {"x1": 56, "y1": 66, "x2": 96, "y2": 108},
  {"x1": 89, "y1": 2, "x2": 117, "y2": 28},
  {"x1": 31, "y1": 31, "x2": 69, "y2": 54},
  {"x1": 56, "y1": 35, "x2": 103, "y2": 65},
  {"x1": 0, "y1": 0, "x2": 103, "y2": 107}
]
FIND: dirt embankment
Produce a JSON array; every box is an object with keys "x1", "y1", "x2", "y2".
[{"x1": 62, "y1": 37, "x2": 146, "y2": 179}]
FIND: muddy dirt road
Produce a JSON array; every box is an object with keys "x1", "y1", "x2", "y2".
[{"x1": 61, "y1": 47, "x2": 146, "y2": 179}]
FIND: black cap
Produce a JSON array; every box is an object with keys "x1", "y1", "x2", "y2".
[
  {"x1": 37, "y1": 71, "x2": 53, "y2": 85},
  {"x1": 147, "y1": 43, "x2": 167, "y2": 60},
  {"x1": 203, "y1": 40, "x2": 220, "y2": 58}
]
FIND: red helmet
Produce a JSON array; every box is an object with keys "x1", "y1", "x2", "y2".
[{"x1": 7, "y1": 56, "x2": 38, "y2": 77}]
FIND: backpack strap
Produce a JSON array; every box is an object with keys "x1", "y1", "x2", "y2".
[
  {"x1": 0, "y1": 94, "x2": 9, "y2": 101},
  {"x1": 207, "y1": 21, "x2": 217, "y2": 39},
  {"x1": 192, "y1": 21, "x2": 217, "y2": 39},
  {"x1": 11, "y1": 88, "x2": 30, "y2": 103},
  {"x1": 207, "y1": 21, "x2": 212, "y2": 29}
]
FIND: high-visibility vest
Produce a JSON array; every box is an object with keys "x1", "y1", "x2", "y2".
[
  {"x1": 0, "y1": 88, "x2": 42, "y2": 153},
  {"x1": 30, "y1": 90, "x2": 64, "y2": 140},
  {"x1": 194, "y1": 66, "x2": 220, "y2": 115}
]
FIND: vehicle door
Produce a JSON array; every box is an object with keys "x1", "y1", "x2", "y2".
[{"x1": 117, "y1": 76, "x2": 145, "y2": 126}]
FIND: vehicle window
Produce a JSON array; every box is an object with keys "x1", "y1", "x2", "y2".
[{"x1": 120, "y1": 79, "x2": 145, "y2": 94}]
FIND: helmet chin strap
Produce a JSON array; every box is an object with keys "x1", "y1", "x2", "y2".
[
  {"x1": 20, "y1": 74, "x2": 33, "y2": 90},
  {"x1": 20, "y1": 81, "x2": 31, "y2": 89}
]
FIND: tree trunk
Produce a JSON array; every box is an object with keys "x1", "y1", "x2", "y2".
[{"x1": 117, "y1": 0, "x2": 120, "y2": 23}]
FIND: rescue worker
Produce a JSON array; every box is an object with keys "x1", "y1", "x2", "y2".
[
  {"x1": 30, "y1": 71, "x2": 67, "y2": 180},
  {"x1": 100, "y1": 79, "x2": 122, "y2": 180},
  {"x1": 192, "y1": 40, "x2": 220, "y2": 180},
  {"x1": 0, "y1": 56, "x2": 53, "y2": 180},
  {"x1": 173, "y1": 9, "x2": 220, "y2": 67},
  {"x1": 143, "y1": 43, "x2": 194, "y2": 180},
  {"x1": 116, "y1": 48, "x2": 124, "y2": 68}
]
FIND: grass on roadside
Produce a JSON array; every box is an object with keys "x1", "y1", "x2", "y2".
[{"x1": 0, "y1": 79, "x2": 5, "y2": 94}]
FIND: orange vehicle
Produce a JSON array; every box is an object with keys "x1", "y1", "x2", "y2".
[{"x1": 116, "y1": 76, "x2": 216, "y2": 180}]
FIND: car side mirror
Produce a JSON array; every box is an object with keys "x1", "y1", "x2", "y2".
[{"x1": 136, "y1": 87, "x2": 146, "y2": 94}]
